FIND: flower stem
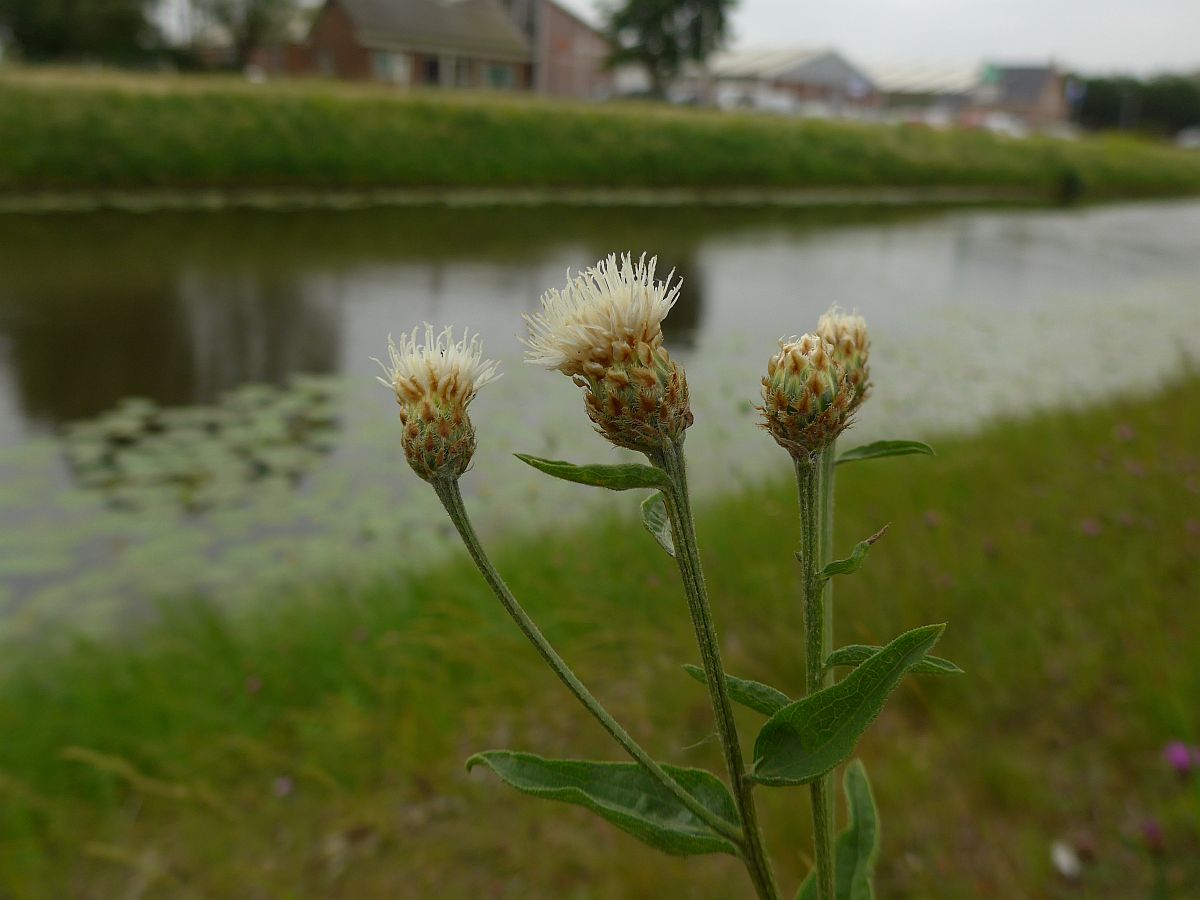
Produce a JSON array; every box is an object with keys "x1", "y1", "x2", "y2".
[
  {"x1": 655, "y1": 441, "x2": 780, "y2": 900},
  {"x1": 431, "y1": 478, "x2": 745, "y2": 847},
  {"x1": 819, "y1": 442, "x2": 837, "y2": 690},
  {"x1": 796, "y1": 455, "x2": 835, "y2": 900}
]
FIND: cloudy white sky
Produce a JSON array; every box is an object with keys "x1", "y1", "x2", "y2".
[{"x1": 565, "y1": 0, "x2": 1200, "y2": 74}]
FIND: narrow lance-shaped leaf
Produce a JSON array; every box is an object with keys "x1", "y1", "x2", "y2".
[
  {"x1": 640, "y1": 492, "x2": 675, "y2": 557},
  {"x1": 466, "y1": 751, "x2": 739, "y2": 856},
  {"x1": 751, "y1": 624, "x2": 945, "y2": 786},
  {"x1": 822, "y1": 525, "x2": 889, "y2": 579},
  {"x1": 837, "y1": 440, "x2": 935, "y2": 467},
  {"x1": 514, "y1": 454, "x2": 670, "y2": 491},
  {"x1": 683, "y1": 664, "x2": 791, "y2": 717},
  {"x1": 795, "y1": 760, "x2": 881, "y2": 900},
  {"x1": 825, "y1": 644, "x2": 963, "y2": 676}
]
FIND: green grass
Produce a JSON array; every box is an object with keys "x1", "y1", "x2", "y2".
[
  {"x1": 2, "y1": 68, "x2": 1200, "y2": 198},
  {"x1": 2, "y1": 377, "x2": 1199, "y2": 898}
]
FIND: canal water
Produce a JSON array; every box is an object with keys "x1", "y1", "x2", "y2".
[{"x1": 2, "y1": 199, "x2": 1198, "y2": 642}]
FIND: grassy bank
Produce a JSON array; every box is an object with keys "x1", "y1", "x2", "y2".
[
  {"x1": 1, "y1": 376, "x2": 1199, "y2": 897},
  {"x1": 2, "y1": 69, "x2": 1200, "y2": 199}
]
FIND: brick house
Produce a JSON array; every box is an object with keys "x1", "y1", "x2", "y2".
[
  {"x1": 305, "y1": 0, "x2": 533, "y2": 89},
  {"x1": 504, "y1": 0, "x2": 613, "y2": 99},
  {"x1": 971, "y1": 64, "x2": 1067, "y2": 127}
]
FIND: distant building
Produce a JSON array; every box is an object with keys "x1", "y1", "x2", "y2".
[
  {"x1": 971, "y1": 64, "x2": 1067, "y2": 128},
  {"x1": 864, "y1": 61, "x2": 980, "y2": 126},
  {"x1": 305, "y1": 0, "x2": 533, "y2": 89},
  {"x1": 707, "y1": 47, "x2": 878, "y2": 114},
  {"x1": 504, "y1": 0, "x2": 613, "y2": 99}
]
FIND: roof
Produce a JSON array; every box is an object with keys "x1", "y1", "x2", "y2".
[
  {"x1": 864, "y1": 61, "x2": 980, "y2": 96},
  {"x1": 982, "y1": 65, "x2": 1059, "y2": 105},
  {"x1": 540, "y1": 0, "x2": 604, "y2": 37},
  {"x1": 333, "y1": 0, "x2": 531, "y2": 60},
  {"x1": 710, "y1": 46, "x2": 874, "y2": 91},
  {"x1": 710, "y1": 47, "x2": 828, "y2": 80}
]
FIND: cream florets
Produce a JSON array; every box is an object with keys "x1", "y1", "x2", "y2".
[
  {"x1": 760, "y1": 334, "x2": 853, "y2": 457},
  {"x1": 374, "y1": 325, "x2": 500, "y2": 482},
  {"x1": 523, "y1": 253, "x2": 681, "y2": 377},
  {"x1": 525, "y1": 253, "x2": 692, "y2": 454}
]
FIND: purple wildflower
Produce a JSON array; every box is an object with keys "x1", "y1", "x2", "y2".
[{"x1": 1163, "y1": 741, "x2": 1197, "y2": 777}]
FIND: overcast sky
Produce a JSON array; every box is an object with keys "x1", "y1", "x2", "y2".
[{"x1": 566, "y1": 0, "x2": 1200, "y2": 74}]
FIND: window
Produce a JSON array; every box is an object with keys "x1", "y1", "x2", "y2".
[
  {"x1": 372, "y1": 51, "x2": 392, "y2": 81},
  {"x1": 373, "y1": 51, "x2": 410, "y2": 85},
  {"x1": 486, "y1": 64, "x2": 515, "y2": 90},
  {"x1": 422, "y1": 57, "x2": 440, "y2": 85},
  {"x1": 455, "y1": 58, "x2": 472, "y2": 88},
  {"x1": 317, "y1": 50, "x2": 334, "y2": 76}
]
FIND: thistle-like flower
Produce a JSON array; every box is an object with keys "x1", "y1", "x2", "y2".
[
  {"x1": 524, "y1": 253, "x2": 692, "y2": 453},
  {"x1": 760, "y1": 334, "x2": 854, "y2": 458},
  {"x1": 374, "y1": 325, "x2": 500, "y2": 482},
  {"x1": 816, "y1": 306, "x2": 871, "y2": 409}
]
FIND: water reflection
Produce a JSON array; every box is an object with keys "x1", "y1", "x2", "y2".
[{"x1": 0, "y1": 205, "x2": 934, "y2": 439}]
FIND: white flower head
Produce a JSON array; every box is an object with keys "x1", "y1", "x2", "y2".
[
  {"x1": 373, "y1": 324, "x2": 500, "y2": 409},
  {"x1": 523, "y1": 252, "x2": 682, "y2": 377}
]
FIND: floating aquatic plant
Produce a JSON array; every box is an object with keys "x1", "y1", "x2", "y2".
[{"x1": 61, "y1": 376, "x2": 340, "y2": 513}]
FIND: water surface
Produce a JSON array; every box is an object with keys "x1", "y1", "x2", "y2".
[{"x1": 2, "y1": 200, "x2": 1198, "y2": 642}]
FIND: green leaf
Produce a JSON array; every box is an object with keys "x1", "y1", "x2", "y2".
[
  {"x1": 514, "y1": 454, "x2": 670, "y2": 491},
  {"x1": 640, "y1": 492, "x2": 675, "y2": 557},
  {"x1": 466, "y1": 751, "x2": 739, "y2": 856},
  {"x1": 836, "y1": 440, "x2": 935, "y2": 466},
  {"x1": 683, "y1": 664, "x2": 791, "y2": 717},
  {"x1": 822, "y1": 526, "x2": 888, "y2": 579},
  {"x1": 795, "y1": 760, "x2": 881, "y2": 900},
  {"x1": 825, "y1": 645, "x2": 964, "y2": 676},
  {"x1": 750, "y1": 624, "x2": 945, "y2": 786}
]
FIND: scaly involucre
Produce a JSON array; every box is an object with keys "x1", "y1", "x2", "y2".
[
  {"x1": 375, "y1": 324, "x2": 501, "y2": 409},
  {"x1": 373, "y1": 325, "x2": 500, "y2": 483},
  {"x1": 760, "y1": 333, "x2": 853, "y2": 457},
  {"x1": 523, "y1": 253, "x2": 681, "y2": 377}
]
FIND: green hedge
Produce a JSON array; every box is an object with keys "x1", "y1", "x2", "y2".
[{"x1": 2, "y1": 75, "x2": 1200, "y2": 196}]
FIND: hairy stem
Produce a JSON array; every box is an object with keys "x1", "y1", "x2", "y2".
[
  {"x1": 655, "y1": 441, "x2": 780, "y2": 900},
  {"x1": 796, "y1": 456, "x2": 835, "y2": 900},
  {"x1": 432, "y1": 478, "x2": 744, "y2": 847},
  {"x1": 819, "y1": 443, "x2": 837, "y2": 689},
  {"x1": 818, "y1": 444, "x2": 839, "y2": 889}
]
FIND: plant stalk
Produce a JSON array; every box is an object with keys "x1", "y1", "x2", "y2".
[
  {"x1": 655, "y1": 440, "x2": 780, "y2": 900},
  {"x1": 796, "y1": 455, "x2": 836, "y2": 900},
  {"x1": 432, "y1": 477, "x2": 745, "y2": 847},
  {"x1": 819, "y1": 443, "x2": 837, "y2": 689},
  {"x1": 818, "y1": 443, "x2": 839, "y2": 890}
]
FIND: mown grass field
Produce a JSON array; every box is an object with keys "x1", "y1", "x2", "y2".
[
  {"x1": 0, "y1": 375, "x2": 1197, "y2": 898},
  {"x1": 2, "y1": 68, "x2": 1200, "y2": 199}
]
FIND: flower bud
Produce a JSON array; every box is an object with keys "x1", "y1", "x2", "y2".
[
  {"x1": 816, "y1": 307, "x2": 871, "y2": 409},
  {"x1": 760, "y1": 334, "x2": 853, "y2": 457},
  {"x1": 524, "y1": 253, "x2": 692, "y2": 453},
  {"x1": 373, "y1": 325, "x2": 500, "y2": 483}
]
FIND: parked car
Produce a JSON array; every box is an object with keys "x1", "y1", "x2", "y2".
[{"x1": 1176, "y1": 127, "x2": 1200, "y2": 150}]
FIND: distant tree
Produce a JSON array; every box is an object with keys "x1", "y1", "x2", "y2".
[
  {"x1": 604, "y1": 0, "x2": 735, "y2": 99},
  {"x1": 193, "y1": 0, "x2": 294, "y2": 69},
  {"x1": 1075, "y1": 75, "x2": 1200, "y2": 135},
  {"x1": 0, "y1": 0, "x2": 158, "y2": 62},
  {"x1": 1141, "y1": 76, "x2": 1200, "y2": 135}
]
